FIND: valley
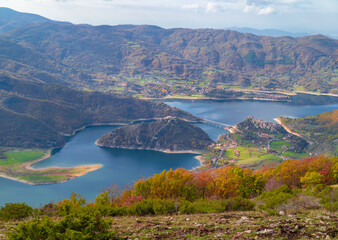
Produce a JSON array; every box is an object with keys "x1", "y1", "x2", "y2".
[
  {"x1": 0, "y1": 5, "x2": 337, "y2": 240},
  {"x1": 0, "y1": 99, "x2": 337, "y2": 206},
  {"x1": 0, "y1": 7, "x2": 336, "y2": 218}
]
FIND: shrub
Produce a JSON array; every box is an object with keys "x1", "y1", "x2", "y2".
[
  {"x1": 179, "y1": 201, "x2": 195, "y2": 214},
  {"x1": 227, "y1": 197, "x2": 255, "y2": 211},
  {"x1": 320, "y1": 188, "x2": 338, "y2": 212},
  {"x1": 258, "y1": 185, "x2": 295, "y2": 209},
  {"x1": 153, "y1": 199, "x2": 176, "y2": 215},
  {"x1": 7, "y1": 212, "x2": 116, "y2": 240},
  {"x1": 278, "y1": 194, "x2": 321, "y2": 213},
  {"x1": 128, "y1": 200, "x2": 155, "y2": 216},
  {"x1": 179, "y1": 198, "x2": 255, "y2": 214},
  {"x1": 41, "y1": 202, "x2": 58, "y2": 216},
  {"x1": 57, "y1": 192, "x2": 86, "y2": 216},
  {"x1": 0, "y1": 202, "x2": 33, "y2": 220}
]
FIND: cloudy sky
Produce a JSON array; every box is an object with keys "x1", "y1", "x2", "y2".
[{"x1": 1, "y1": 0, "x2": 337, "y2": 37}]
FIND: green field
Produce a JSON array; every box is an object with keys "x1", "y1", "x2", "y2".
[
  {"x1": 223, "y1": 147, "x2": 281, "y2": 168},
  {"x1": 281, "y1": 151, "x2": 309, "y2": 159},
  {"x1": 19, "y1": 174, "x2": 66, "y2": 183},
  {"x1": 0, "y1": 150, "x2": 46, "y2": 166},
  {"x1": 0, "y1": 149, "x2": 100, "y2": 184},
  {"x1": 270, "y1": 140, "x2": 290, "y2": 153}
]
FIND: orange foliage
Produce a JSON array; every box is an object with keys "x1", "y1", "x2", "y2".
[
  {"x1": 193, "y1": 170, "x2": 216, "y2": 199},
  {"x1": 109, "y1": 156, "x2": 336, "y2": 207},
  {"x1": 272, "y1": 156, "x2": 337, "y2": 188},
  {"x1": 134, "y1": 168, "x2": 196, "y2": 200}
]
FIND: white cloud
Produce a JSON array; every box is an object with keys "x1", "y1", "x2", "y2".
[
  {"x1": 0, "y1": 0, "x2": 336, "y2": 36},
  {"x1": 206, "y1": 2, "x2": 221, "y2": 13},
  {"x1": 243, "y1": 5, "x2": 256, "y2": 13},
  {"x1": 205, "y1": 0, "x2": 246, "y2": 13},
  {"x1": 258, "y1": 6, "x2": 275, "y2": 15},
  {"x1": 182, "y1": 4, "x2": 200, "y2": 11}
]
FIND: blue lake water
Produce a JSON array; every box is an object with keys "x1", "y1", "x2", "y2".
[{"x1": 0, "y1": 100, "x2": 337, "y2": 206}]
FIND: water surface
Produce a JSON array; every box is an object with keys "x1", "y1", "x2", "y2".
[
  {"x1": 0, "y1": 99, "x2": 337, "y2": 206},
  {"x1": 164, "y1": 99, "x2": 338, "y2": 125}
]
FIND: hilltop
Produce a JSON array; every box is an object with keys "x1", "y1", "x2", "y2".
[
  {"x1": 0, "y1": 7, "x2": 51, "y2": 34},
  {"x1": 0, "y1": 8, "x2": 337, "y2": 98},
  {"x1": 97, "y1": 118, "x2": 214, "y2": 153}
]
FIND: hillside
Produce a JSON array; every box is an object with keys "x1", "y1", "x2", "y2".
[
  {"x1": 0, "y1": 75, "x2": 198, "y2": 148},
  {"x1": 97, "y1": 117, "x2": 214, "y2": 152},
  {"x1": 0, "y1": 9, "x2": 336, "y2": 97},
  {"x1": 0, "y1": 7, "x2": 51, "y2": 34},
  {"x1": 279, "y1": 110, "x2": 338, "y2": 156},
  {"x1": 203, "y1": 117, "x2": 308, "y2": 169}
]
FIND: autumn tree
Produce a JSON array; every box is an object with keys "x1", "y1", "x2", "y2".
[
  {"x1": 214, "y1": 166, "x2": 264, "y2": 199},
  {"x1": 193, "y1": 170, "x2": 215, "y2": 199},
  {"x1": 134, "y1": 168, "x2": 197, "y2": 201}
]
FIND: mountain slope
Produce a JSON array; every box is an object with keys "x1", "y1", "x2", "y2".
[
  {"x1": 97, "y1": 117, "x2": 214, "y2": 152},
  {"x1": 0, "y1": 106, "x2": 65, "y2": 148},
  {"x1": 0, "y1": 75, "x2": 199, "y2": 148},
  {"x1": 0, "y1": 7, "x2": 51, "y2": 34},
  {"x1": 2, "y1": 21, "x2": 337, "y2": 94},
  {"x1": 0, "y1": 38, "x2": 90, "y2": 86},
  {"x1": 279, "y1": 110, "x2": 338, "y2": 156}
]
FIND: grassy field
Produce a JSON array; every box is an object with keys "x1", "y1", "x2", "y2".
[
  {"x1": 281, "y1": 151, "x2": 309, "y2": 159},
  {"x1": 270, "y1": 140, "x2": 290, "y2": 152},
  {"x1": 0, "y1": 149, "x2": 101, "y2": 184},
  {"x1": 0, "y1": 150, "x2": 46, "y2": 166},
  {"x1": 223, "y1": 147, "x2": 281, "y2": 168}
]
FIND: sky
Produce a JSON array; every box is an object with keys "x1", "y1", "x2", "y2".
[{"x1": 0, "y1": 0, "x2": 337, "y2": 37}]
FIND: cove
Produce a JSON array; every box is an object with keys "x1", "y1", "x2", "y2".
[{"x1": 0, "y1": 99, "x2": 337, "y2": 206}]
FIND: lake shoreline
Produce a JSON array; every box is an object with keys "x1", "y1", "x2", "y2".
[
  {"x1": 274, "y1": 117, "x2": 312, "y2": 145},
  {"x1": 63, "y1": 117, "x2": 201, "y2": 137},
  {"x1": 95, "y1": 140, "x2": 202, "y2": 155},
  {"x1": 0, "y1": 150, "x2": 103, "y2": 185},
  {"x1": 96, "y1": 140, "x2": 205, "y2": 169},
  {"x1": 141, "y1": 89, "x2": 338, "y2": 101}
]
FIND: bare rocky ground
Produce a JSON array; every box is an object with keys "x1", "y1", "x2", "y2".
[
  {"x1": 3, "y1": 210, "x2": 336, "y2": 239},
  {"x1": 111, "y1": 211, "x2": 337, "y2": 239}
]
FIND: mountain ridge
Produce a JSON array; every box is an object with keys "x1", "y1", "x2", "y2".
[{"x1": 0, "y1": 8, "x2": 336, "y2": 96}]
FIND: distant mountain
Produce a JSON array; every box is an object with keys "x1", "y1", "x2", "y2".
[
  {"x1": 0, "y1": 7, "x2": 51, "y2": 33},
  {"x1": 227, "y1": 27, "x2": 310, "y2": 38},
  {"x1": 1, "y1": 21, "x2": 337, "y2": 95},
  {"x1": 0, "y1": 75, "x2": 199, "y2": 148},
  {"x1": 0, "y1": 8, "x2": 337, "y2": 96},
  {"x1": 97, "y1": 117, "x2": 214, "y2": 152}
]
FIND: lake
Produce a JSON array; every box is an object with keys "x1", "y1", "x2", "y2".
[{"x1": 0, "y1": 99, "x2": 337, "y2": 206}]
